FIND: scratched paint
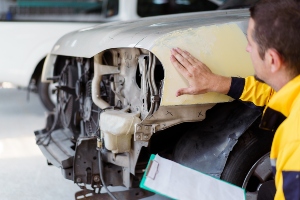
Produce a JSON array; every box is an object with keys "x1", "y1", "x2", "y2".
[{"x1": 151, "y1": 23, "x2": 254, "y2": 106}]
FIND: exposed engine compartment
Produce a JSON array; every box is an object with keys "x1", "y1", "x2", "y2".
[
  {"x1": 35, "y1": 47, "x2": 218, "y2": 199},
  {"x1": 35, "y1": 48, "x2": 166, "y2": 196}
]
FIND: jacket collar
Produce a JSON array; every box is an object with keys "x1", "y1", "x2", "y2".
[{"x1": 260, "y1": 75, "x2": 300, "y2": 131}]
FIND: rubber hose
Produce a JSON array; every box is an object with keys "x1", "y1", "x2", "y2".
[{"x1": 98, "y1": 150, "x2": 118, "y2": 200}]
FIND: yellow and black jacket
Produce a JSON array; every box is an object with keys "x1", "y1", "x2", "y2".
[{"x1": 227, "y1": 75, "x2": 300, "y2": 200}]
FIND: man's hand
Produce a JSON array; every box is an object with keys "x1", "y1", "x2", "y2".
[{"x1": 170, "y1": 47, "x2": 231, "y2": 97}]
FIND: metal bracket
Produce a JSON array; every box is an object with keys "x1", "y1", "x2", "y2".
[
  {"x1": 146, "y1": 160, "x2": 159, "y2": 180},
  {"x1": 151, "y1": 95, "x2": 160, "y2": 103},
  {"x1": 134, "y1": 124, "x2": 157, "y2": 141}
]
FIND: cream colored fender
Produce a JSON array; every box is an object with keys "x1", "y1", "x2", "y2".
[{"x1": 43, "y1": 9, "x2": 253, "y2": 106}]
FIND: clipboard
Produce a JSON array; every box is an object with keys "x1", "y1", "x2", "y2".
[
  {"x1": 140, "y1": 154, "x2": 246, "y2": 200},
  {"x1": 140, "y1": 154, "x2": 175, "y2": 199}
]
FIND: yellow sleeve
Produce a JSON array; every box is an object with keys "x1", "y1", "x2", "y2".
[
  {"x1": 228, "y1": 76, "x2": 275, "y2": 107},
  {"x1": 240, "y1": 76, "x2": 274, "y2": 107}
]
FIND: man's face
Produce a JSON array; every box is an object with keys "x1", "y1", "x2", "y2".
[{"x1": 246, "y1": 18, "x2": 268, "y2": 83}]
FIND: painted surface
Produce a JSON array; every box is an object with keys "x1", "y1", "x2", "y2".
[{"x1": 151, "y1": 23, "x2": 254, "y2": 106}]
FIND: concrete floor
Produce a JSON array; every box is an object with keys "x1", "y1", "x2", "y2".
[
  {"x1": 0, "y1": 88, "x2": 79, "y2": 200},
  {"x1": 0, "y1": 88, "x2": 169, "y2": 200}
]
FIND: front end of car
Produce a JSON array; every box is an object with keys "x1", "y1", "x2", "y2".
[{"x1": 35, "y1": 9, "x2": 270, "y2": 199}]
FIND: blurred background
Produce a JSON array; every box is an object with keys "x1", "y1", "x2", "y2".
[
  {"x1": 0, "y1": 0, "x2": 228, "y2": 22},
  {"x1": 0, "y1": 0, "x2": 103, "y2": 21},
  {"x1": 0, "y1": 87, "x2": 80, "y2": 200}
]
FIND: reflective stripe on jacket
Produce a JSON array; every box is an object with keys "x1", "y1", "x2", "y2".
[{"x1": 227, "y1": 75, "x2": 300, "y2": 200}]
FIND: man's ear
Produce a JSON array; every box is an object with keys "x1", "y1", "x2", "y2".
[{"x1": 265, "y1": 48, "x2": 283, "y2": 73}]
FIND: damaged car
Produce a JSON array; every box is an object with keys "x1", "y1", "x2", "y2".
[{"x1": 35, "y1": 8, "x2": 273, "y2": 200}]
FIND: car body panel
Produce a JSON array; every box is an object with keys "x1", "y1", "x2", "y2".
[
  {"x1": 49, "y1": 9, "x2": 249, "y2": 58},
  {"x1": 46, "y1": 9, "x2": 254, "y2": 105},
  {"x1": 153, "y1": 22, "x2": 253, "y2": 105}
]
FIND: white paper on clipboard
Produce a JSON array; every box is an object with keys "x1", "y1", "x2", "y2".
[{"x1": 143, "y1": 154, "x2": 246, "y2": 200}]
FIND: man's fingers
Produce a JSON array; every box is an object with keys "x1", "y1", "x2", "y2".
[
  {"x1": 181, "y1": 48, "x2": 211, "y2": 73},
  {"x1": 176, "y1": 48, "x2": 199, "y2": 65},
  {"x1": 176, "y1": 87, "x2": 194, "y2": 97},
  {"x1": 171, "y1": 48, "x2": 195, "y2": 68},
  {"x1": 181, "y1": 49, "x2": 208, "y2": 68},
  {"x1": 170, "y1": 55, "x2": 193, "y2": 79},
  {"x1": 170, "y1": 47, "x2": 217, "y2": 97}
]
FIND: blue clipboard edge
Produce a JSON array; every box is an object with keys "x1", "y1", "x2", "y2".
[
  {"x1": 139, "y1": 154, "x2": 175, "y2": 199},
  {"x1": 140, "y1": 154, "x2": 246, "y2": 200}
]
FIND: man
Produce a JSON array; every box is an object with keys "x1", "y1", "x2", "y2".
[{"x1": 170, "y1": 0, "x2": 300, "y2": 199}]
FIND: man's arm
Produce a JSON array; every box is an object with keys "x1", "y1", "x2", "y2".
[
  {"x1": 170, "y1": 48, "x2": 274, "y2": 107},
  {"x1": 236, "y1": 76, "x2": 274, "y2": 107}
]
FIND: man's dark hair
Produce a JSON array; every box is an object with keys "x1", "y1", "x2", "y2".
[{"x1": 250, "y1": 0, "x2": 300, "y2": 75}]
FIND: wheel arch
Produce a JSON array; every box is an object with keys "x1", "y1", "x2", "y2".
[
  {"x1": 173, "y1": 100, "x2": 264, "y2": 178},
  {"x1": 25, "y1": 39, "x2": 57, "y2": 86},
  {"x1": 30, "y1": 57, "x2": 46, "y2": 85}
]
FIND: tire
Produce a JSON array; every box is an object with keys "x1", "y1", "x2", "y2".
[
  {"x1": 221, "y1": 127, "x2": 274, "y2": 198},
  {"x1": 38, "y1": 80, "x2": 56, "y2": 111}
]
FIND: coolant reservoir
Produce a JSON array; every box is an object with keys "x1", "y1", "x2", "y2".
[{"x1": 100, "y1": 110, "x2": 141, "y2": 153}]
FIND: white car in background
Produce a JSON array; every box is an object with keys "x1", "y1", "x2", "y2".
[{"x1": 0, "y1": 0, "x2": 220, "y2": 110}]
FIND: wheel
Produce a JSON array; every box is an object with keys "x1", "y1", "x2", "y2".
[
  {"x1": 221, "y1": 128, "x2": 274, "y2": 200},
  {"x1": 38, "y1": 78, "x2": 57, "y2": 111}
]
